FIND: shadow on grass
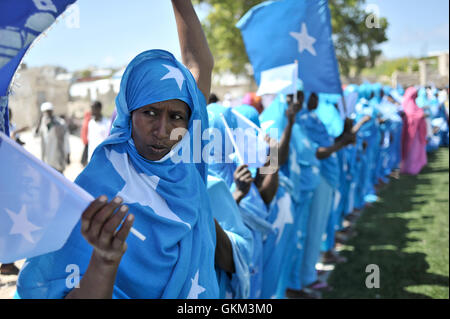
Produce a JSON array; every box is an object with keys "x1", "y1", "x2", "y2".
[{"x1": 324, "y1": 149, "x2": 449, "y2": 299}]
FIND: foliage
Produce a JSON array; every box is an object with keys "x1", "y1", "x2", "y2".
[
  {"x1": 193, "y1": 0, "x2": 389, "y2": 78},
  {"x1": 361, "y1": 57, "x2": 420, "y2": 77}
]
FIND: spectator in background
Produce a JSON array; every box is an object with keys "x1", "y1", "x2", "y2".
[
  {"x1": 8, "y1": 109, "x2": 28, "y2": 146},
  {"x1": 208, "y1": 93, "x2": 219, "y2": 104},
  {"x1": 80, "y1": 110, "x2": 91, "y2": 166},
  {"x1": 400, "y1": 87, "x2": 428, "y2": 175},
  {"x1": 35, "y1": 102, "x2": 70, "y2": 174},
  {"x1": 87, "y1": 101, "x2": 110, "y2": 161},
  {"x1": 242, "y1": 92, "x2": 263, "y2": 114}
]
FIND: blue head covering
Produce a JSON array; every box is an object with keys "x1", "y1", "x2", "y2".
[
  {"x1": 358, "y1": 83, "x2": 372, "y2": 100},
  {"x1": 316, "y1": 94, "x2": 344, "y2": 138},
  {"x1": 383, "y1": 85, "x2": 392, "y2": 96},
  {"x1": 371, "y1": 83, "x2": 383, "y2": 103},
  {"x1": 17, "y1": 50, "x2": 219, "y2": 299},
  {"x1": 207, "y1": 103, "x2": 237, "y2": 186},
  {"x1": 416, "y1": 87, "x2": 428, "y2": 108},
  {"x1": 234, "y1": 104, "x2": 262, "y2": 128}
]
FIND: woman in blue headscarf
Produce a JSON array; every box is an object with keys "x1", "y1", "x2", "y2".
[
  {"x1": 294, "y1": 93, "x2": 355, "y2": 295},
  {"x1": 207, "y1": 103, "x2": 272, "y2": 299},
  {"x1": 17, "y1": 0, "x2": 225, "y2": 299},
  {"x1": 260, "y1": 92, "x2": 322, "y2": 298},
  {"x1": 205, "y1": 103, "x2": 253, "y2": 299}
]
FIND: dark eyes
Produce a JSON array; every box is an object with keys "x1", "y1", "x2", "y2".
[
  {"x1": 142, "y1": 110, "x2": 184, "y2": 121},
  {"x1": 143, "y1": 110, "x2": 157, "y2": 117},
  {"x1": 172, "y1": 114, "x2": 184, "y2": 121}
]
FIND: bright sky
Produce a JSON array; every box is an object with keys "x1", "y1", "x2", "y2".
[{"x1": 22, "y1": 0, "x2": 449, "y2": 72}]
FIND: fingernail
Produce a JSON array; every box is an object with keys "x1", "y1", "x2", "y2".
[
  {"x1": 127, "y1": 214, "x2": 134, "y2": 222},
  {"x1": 120, "y1": 205, "x2": 128, "y2": 212},
  {"x1": 99, "y1": 195, "x2": 107, "y2": 203},
  {"x1": 114, "y1": 197, "x2": 123, "y2": 204}
]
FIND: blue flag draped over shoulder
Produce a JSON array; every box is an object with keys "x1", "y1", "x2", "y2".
[
  {"x1": 237, "y1": 0, "x2": 342, "y2": 94},
  {"x1": 17, "y1": 50, "x2": 220, "y2": 299},
  {"x1": 0, "y1": 0, "x2": 76, "y2": 135}
]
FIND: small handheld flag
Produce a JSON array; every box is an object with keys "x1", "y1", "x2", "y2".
[{"x1": 0, "y1": 132, "x2": 144, "y2": 263}]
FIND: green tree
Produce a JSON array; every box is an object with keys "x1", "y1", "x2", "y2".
[{"x1": 194, "y1": 0, "x2": 388, "y2": 79}]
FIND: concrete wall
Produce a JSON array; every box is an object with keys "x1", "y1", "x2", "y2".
[{"x1": 8, "y1": 66, "x2": 70, "y2": 129}]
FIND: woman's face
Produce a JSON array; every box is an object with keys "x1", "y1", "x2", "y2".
[
  {"x1": 307, "y1": 94, "x2": 319, "y2": 111},
  {"x1": 131, "y1": 99, "x2": 189, "y2": 161}
]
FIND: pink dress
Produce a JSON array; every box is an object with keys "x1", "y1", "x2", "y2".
[{"x1": 400, "y1": 87, "x2": 428, "y2": 175}]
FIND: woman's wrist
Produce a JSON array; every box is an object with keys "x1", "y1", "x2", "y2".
[
  {"x1": 65, "y1": 251, "x2": 121, "y2": 299},
  {"x1": 91, "y1": 250, "x2": 123, "y2": 269},
  {"x1": 233, "y1": 189, "x2": 246, "y2": 204}
]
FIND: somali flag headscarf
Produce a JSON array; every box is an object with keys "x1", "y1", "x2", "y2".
[
  {"x1": 207, "y1": 103, "x2": 237, "y2": 187},
  {"x1": 17, "y1": 50, "x2": 219, "y2": 299}
]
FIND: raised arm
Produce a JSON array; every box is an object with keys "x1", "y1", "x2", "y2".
[
  {"x1": 278, "y1": 92, "x2": 304, "y2": 166},
  {"x1": 171, "y1": 0, "x2": 214, "y2": 100},
  {"x1": 351, "y1": 115, "x2": 371, "y2": 134}
]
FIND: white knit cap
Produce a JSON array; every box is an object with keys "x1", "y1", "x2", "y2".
[{"x1": 40, "y1": 102, "x2": 54, "y2": 112}]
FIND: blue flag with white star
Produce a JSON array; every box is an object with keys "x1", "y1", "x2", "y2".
[
  {"x1": 0, "y1": 132, "x2": 91, "y2": 263},
  {"x1": 0, "y1": 0, "x2": 77, "y2": 135},
  {"x1": 236, "y1": 0, "x2": 342, "y2": 94}
]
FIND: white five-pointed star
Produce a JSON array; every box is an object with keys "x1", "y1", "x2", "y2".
[
  {"x1": 290, "y1": 149, "x2": 301, "y2": 175},
  {"x1": 5, "y1": 205, "x2": 41, "y2": 243},
  {"x1": 272, "y1": 192, "x2": 293, "y2": 245},
  {"x1": 302, "y1": 138, "x2": 311, "y2": 149},
  {"x1": 161, "y1": 64, "x2": 185, "y2": 91},
  {"x1": 290, "y1": 23, "x2": 317, "y2": 56},
  {"x1": 105, "y1": 148, "x2": 191, "y2": 229},
  {"x1": 312, "y1": 166, "x2": 320, "y2": 175},
  {"x1": 187, "y1": 270, "x2": 206, "y2": 299}
]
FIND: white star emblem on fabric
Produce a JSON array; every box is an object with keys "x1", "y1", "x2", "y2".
[
  {"x1": 160, "y1": 64, "x2": 185, "y2": 91},
  {"x1": 302, "y1": 138, "x2": 311, "y2": 149},
  {"x1": 272, "y1": 192, "x2": 293, "y2": 245},
  {"x1": 187, "y1": 270, "x2": 206, "y2": 299},
  {"x1": 290, "y1": 149, "x2": 301, "y2": 175},
  {"x1": 5, "y1": 205, "x2": 41, "y2": 243},
  {"x1": 290, "y1": 23, "x2": 317, "y2": 56},
  {"x1": 312, "y1": 166, "x2": 320, "y2": 175},
  {"x1": 105, "y1": 148, "x2": 191, "y2": 229}
]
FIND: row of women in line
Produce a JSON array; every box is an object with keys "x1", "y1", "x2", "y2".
[{"x1": 206, "y1": 81, "x2": 449, "y2": 299}]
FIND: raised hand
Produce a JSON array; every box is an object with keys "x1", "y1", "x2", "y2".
[
  {"x1": 81, "y1": 196, "x2": 134, "y2": 265},
  {"x1": 233, "y1": 165, "x2": 253, "y2": 204}
]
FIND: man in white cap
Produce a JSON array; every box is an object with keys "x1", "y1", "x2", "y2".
[{"x1": 35, "y1": 102, "x2": 70, "y2": 174}]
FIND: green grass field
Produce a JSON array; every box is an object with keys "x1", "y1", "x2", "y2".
[{"x1": 324, "y1": 148, "x2": 449, "y2": 299}]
